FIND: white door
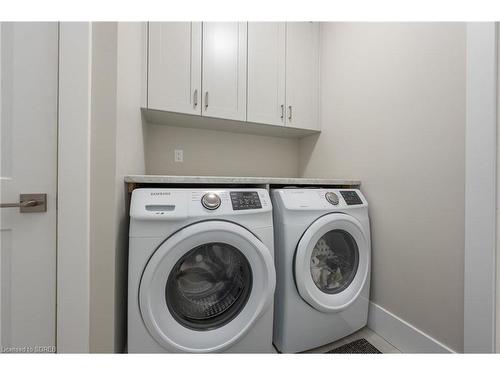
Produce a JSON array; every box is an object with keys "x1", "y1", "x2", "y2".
[
  {"x1": 294, "y1": 214, "x2": 369, "y2": 313},
  {"x1": 139, "y1": 221, "x2": 275, "y2": 352},
  {"x1": 0, "y1": 23, "x2": 58, "y2": 352},
  {"x1": 148, "y1": 22, "x2": 202, "y2": 115},
  {"x1": 247, "y1": 22, "x2": 286, "y2": 126},
  {"x1": 285, "y1": 22, "x2": 320, "y2": 130},
  {"x1": 202, "y1": 22, "x2": 247, "y2": 121}
]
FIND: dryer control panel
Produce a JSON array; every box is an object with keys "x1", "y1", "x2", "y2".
[{"x1": 273, "y1": 188, "x2": 367, "y2": 211}]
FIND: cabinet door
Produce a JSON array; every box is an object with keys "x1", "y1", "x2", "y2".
[
  {"x1": 202, "y1": 22, "x2": 247, "y2": 121},
  {"x1": 148, "y1": 22, "x2": 202, "y2": 115},
  {"x1": 247, "y1": 22, "x2": 286, "y2": 126},
  {"x1": 285, "y1": 22, "x2": 320, "y2": 130}
]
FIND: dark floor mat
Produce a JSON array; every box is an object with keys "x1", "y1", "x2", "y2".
[{"x1": 326, "y1": 338, "x2": 382, "y2": 354}]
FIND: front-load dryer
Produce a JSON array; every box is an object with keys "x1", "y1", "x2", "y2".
[
  {"x1": 271, "y1": 188, "x2": 371, "y2": 353},
  {"x1": 128, "y1": 188, "x2": 276, "y2": 353}
]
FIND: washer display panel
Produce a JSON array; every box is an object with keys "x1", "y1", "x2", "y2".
[
  {"x1": 310, "y1": 230, "x2": 359, "y2": 294},
  {"x1": 166, "y1": 242, "x2": 252, "y2": 331}
]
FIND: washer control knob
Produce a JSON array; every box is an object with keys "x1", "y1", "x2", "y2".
[
  {"x1": 325, "y1": 192, "x2": 339, "y2": 205},
  {"x1": 201, "y1": 192, "x2": 221, "y2": 210}
]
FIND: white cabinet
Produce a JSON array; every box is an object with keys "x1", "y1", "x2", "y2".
[
  {"x1": 285, "y1": 22, "x2": 320, "y2": 130},
  {"x1": 201, "y1": 22, "x2": 247, "y2": 121},
  {"x1": 146, "y1": 22, "x2": 320, "y2": 136},
  {"x1": 148, "y1": 22, "x2": 202, "y2": 115},
  {"x1": 247, "y1": 22, "x2": 286, "y2": 126},
  {"x1": 247, "y1": 22, "x2": 319, "y2": 130},
  {"x1": 148, "y1": 22, "x2": 247, "y2": 122}
]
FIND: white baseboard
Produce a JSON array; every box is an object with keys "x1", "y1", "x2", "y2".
[{"x1": 368, "y1": 302, "x2": 456, "y2": 353}]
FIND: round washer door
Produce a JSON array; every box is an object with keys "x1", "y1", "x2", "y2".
[
  {"x1": 139, "y1": 220, "x2": 276, "y2": 353},
  {"x1": 295, "y1": 213, "x2": 369, "y2": 313}
]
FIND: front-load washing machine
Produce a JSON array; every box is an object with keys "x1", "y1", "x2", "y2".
[
  {"x1": 128, "y1": 188, "x2": 276, "y2": 353},
  {"x1": 271, "y1": 188, "x2": 371, "y2": 353}
]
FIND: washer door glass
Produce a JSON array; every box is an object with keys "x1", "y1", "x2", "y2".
[
  {"x1": 310, "y1": 229, "x2": 359, "y2": 294},
  {"x1": 166, "y1": 242, "x2": 253, "y2": 331}
]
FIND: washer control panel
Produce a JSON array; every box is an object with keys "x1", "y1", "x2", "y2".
[
  {"x1": 340, "y1": 190, "x2": 363, "y2": 205},
  {"x1": 130, "y1": 188, "x2": 271, "y2": 220},
  {"x1": 230, "y1": 191, "x2": 262, "y2": 210}
]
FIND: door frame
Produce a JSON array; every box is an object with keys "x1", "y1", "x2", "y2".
[
  {"x1": 56, "y1": 22, "x2": 92, "y2": 353},
  {"x1": 464, "y1": 22, "x2": 498, "y2": 353}
]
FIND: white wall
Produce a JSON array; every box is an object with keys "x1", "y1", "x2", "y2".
[
  {"x1": 89, "y1": 22, "x2": 146, "y2": 353},
  {"x1": 299, "y1": 23, "x2": 466, "y2": 352},
  {"x1": 497, "y1": 23, "x2": 500, "y2": 353},
  {"x1": 89, "y1": 22, "x2": 118, "y2": 353},
  {"x1": 113, "y1": 22, "x2": 147, "y2": 352},
  {"x1": 144, "y1": 124, "x2": 299, "y2": 177}
]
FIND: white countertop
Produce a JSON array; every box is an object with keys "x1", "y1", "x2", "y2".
[{"x1": 124, "y1": 175, "x2": 361, "y2": 187}]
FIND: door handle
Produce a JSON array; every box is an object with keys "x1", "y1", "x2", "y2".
[
  {"x1": 288, "y1": 105, "x2": 292, "y2": 121},
  {"x1": 205, "y1": 91, "x2": 209, "y2": 110},
  {"x1": 281, "y1": 104, "x2": 284, "y2": 120},
  {"x1": 0, "y1": 193, "x2": 47, "y2": 213},
  {"x1": 193, "y1": 89, "x2": 198, "y2": 108}
]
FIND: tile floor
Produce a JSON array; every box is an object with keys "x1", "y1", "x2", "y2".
[{"x1": 304, "y1": 327, "x2": 401, "y2": 354}]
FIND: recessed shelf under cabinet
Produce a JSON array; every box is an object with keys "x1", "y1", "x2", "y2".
[{"x1": 141, "y1": 108, "x2": 321, "y2": 139}]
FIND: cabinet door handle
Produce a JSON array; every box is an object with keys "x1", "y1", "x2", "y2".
[
  {"x1": 288, "y1": 105, "x2": 292, "y2": 121},
  {"x1": 281, "y1": 104, "x2": 284, "y2": 120},
  {"x1": 193, "y1": 89, "x2": 198, "y2": 108},
  {"x1": 205, "y1": 92, "x2": 209, "y2": 110}
]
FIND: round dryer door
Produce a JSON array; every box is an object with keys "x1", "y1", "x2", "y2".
[
  {"x1": 294, "y1": 213, "x2": 369, "y2": 313},
  {"x1": 139, "y1": 220, "x2": 276, "y2": 353}
]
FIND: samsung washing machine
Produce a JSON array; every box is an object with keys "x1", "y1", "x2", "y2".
[
  {"x1": 271, "y1": 188, "x2": 371, "y2": 353},
  {"x1": 128, "y1": 188, "x2": 276, "y2": 353}
]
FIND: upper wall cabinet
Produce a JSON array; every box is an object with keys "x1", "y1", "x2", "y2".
[
  {"x1": 285, "y1": 22, "x2": 320, "y2": 130},
  {"x1": 247, "y1": 22, "x2": 319, "y2": 130},
  {"x1": 146, "y1": 22, "x2": 320, "y2": 137},
  {"x1": 247, "y1": 22, "x2": 286, "y2": 126},
  {"x1": 148, "y1": 22, "x2": 202, "y2": 115},
  {"x1": 202, "y1": 22, "x2": 247, "y2": 121}
]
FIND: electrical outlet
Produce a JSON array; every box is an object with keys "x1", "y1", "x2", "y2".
[{"x1": 174, "y1": 149, "x2": 183, "y2": 163}]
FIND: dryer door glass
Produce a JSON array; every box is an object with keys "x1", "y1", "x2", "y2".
[
  {"x1": 165, "y1": 242, "x2": 253, "y2": 331},
  {"x1": 310, "y1": 229, "x2": 359, "y2": 294}
]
